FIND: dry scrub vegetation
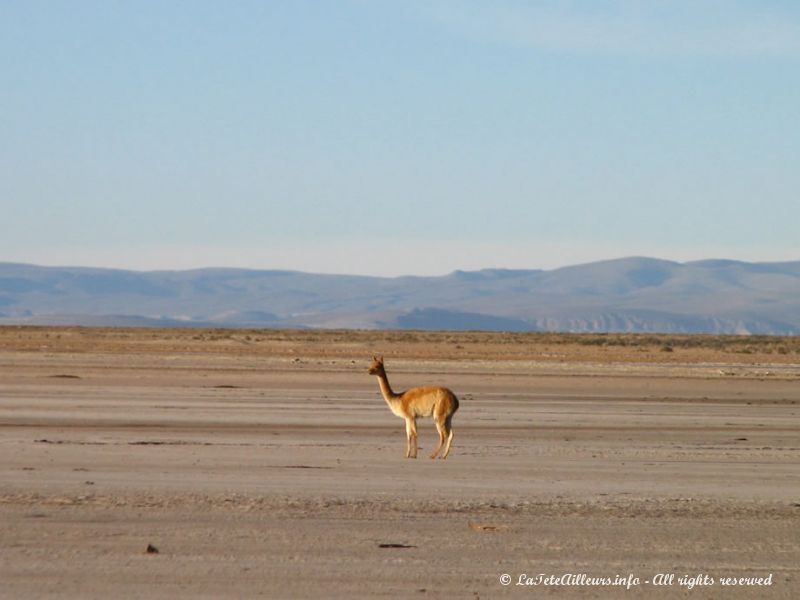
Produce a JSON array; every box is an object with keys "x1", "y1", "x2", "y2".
[{"x1": 1, "y1": 326, "x2": 798, "y2": 365}]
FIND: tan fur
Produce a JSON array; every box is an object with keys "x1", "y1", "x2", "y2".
[{"x1": 368, "y1": 356, "x2": 459, "y2": 459}]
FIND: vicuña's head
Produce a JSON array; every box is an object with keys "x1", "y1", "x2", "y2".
[{"x1": 368, "y1": 355, "x2": 385, "y2": 376}]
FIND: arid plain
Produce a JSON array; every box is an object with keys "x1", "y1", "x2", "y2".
[{"x1": 1, "y1": 327, "x2": 799, "y2": 599}]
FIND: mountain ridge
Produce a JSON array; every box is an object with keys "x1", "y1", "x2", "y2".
[{"x1": 2, "y1": 258, "x2": 799, "y2": 334}]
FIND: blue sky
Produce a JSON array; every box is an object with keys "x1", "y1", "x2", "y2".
[{"x1": 2, "y1": 1, "x2": 799, "y2": 276}]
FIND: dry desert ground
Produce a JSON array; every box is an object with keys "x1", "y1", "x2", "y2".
[{"x1": 1, "y1": 327, "x2": 799, "y2": 599}]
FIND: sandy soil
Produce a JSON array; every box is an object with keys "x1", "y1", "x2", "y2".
[{"x1": 1, "y1": 328, "x2": 799, "y2": 598}]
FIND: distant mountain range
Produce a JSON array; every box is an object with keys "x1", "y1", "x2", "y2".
[{"x1": 2, "y1": 258, "x2": 800, "y2": 334}]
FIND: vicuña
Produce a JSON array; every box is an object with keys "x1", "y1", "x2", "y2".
[{"x1": 368, "y1": 356, "x2": 460, "y2": 459}]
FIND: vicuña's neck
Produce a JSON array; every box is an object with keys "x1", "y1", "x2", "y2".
[{"x1": 376, "y1": 371, "x2": 398, "y2": 401}]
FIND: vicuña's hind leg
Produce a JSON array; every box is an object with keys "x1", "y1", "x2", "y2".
[
  {"x1": 440, "y1": 414, "x2": 455, "y2": 459},
  {"x1": 430, "y1": 419, "x2": 446, "y2": 459}
]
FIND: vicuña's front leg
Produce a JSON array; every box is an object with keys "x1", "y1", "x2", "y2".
[{"x1": 404, "y1": 417, "x2": 418, "y2": 458}]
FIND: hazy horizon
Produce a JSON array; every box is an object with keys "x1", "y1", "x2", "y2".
[
  {"x1": 4, "y1": 252, "x2": 800, "y2": 280},
  {"x1": 3, "y1": 1, "x2": 799, "y2": 276}
]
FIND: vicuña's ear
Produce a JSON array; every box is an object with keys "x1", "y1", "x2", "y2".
[{"x1": 379, "y1": 355, "x2": 384, "y2": 362}]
